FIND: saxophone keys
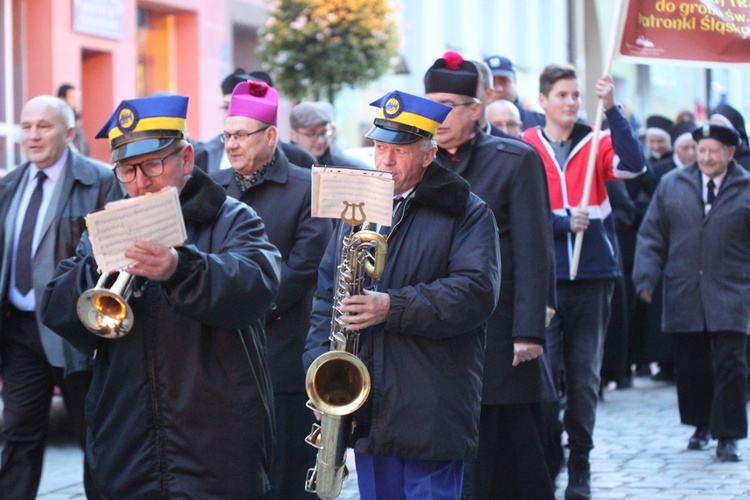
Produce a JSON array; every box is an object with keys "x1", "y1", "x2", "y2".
[{"x1": 305, "y1": 423, "x2": 323, "y2": 449}]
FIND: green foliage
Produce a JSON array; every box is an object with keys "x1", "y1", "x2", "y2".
[{"x1": 258, "y1": 0, "x2": 399, "y2": 102}]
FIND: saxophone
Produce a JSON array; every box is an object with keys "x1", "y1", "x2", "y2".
[{"x1": 304, "y1": 202, "x2": 388, "y2": 500}]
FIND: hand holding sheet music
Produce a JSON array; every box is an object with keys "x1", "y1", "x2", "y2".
[{"x1": 85, "y1": 187, "x2": 187, "y2": 274}]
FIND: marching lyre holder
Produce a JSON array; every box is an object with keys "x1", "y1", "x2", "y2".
[{"x1": 340, "y1": 200, "x2": 367, "y2": 228}]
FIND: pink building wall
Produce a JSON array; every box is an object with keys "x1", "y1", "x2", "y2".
[{"x1": 19, "y1": 0, "x2": 260, "y2": 163}]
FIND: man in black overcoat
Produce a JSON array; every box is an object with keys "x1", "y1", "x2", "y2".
[
  {"x1": 424, "y1": 51, "x2": 555, "y2": 499},
  {"x1": 211, "y1": 79, "x2": 333, "y2": 498}
]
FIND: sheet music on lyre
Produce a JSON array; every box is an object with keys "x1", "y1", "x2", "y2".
[
  {"x1": 86, "y1": 187, "x2": 187, "y2": 274},
  {"x1": 311, "y1": 165, "x2": 394, "y2": 227}
]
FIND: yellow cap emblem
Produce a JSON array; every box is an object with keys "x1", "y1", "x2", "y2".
[
  {"x1": 384, "y1": 95, "x2": 403, "y2": 119},
  {"x1": 117, "y1": 106, "x2": 138, "y2": 133}
]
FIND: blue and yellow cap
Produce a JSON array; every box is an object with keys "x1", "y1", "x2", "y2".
[
  {"x1": 96, "y1": 94, "x2": 189, "y2": 162},
  {"x1": 366, "y1": 90, "x2": 452, "y2": 144}
]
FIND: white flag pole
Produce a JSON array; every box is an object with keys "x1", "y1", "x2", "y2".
[{"x1": 569, "y1": 0, "x2": 628, "y2": 278}]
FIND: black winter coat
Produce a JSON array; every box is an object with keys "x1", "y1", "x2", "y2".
[
  {"x1": 437, "y1": 132, "x2": 551, "y2": 405},
  {"x1": 41, "y1": 168, "x2": 282, "y2": 499},
  {"x1": 211, "y1": 150, "x2": 333, "y2": 392},
  {"x1": 304, "y1": 162, "x2": 501, "y2": 460}
]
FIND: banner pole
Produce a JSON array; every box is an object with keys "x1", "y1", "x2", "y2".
[{"x1": 569, "y1": 0, "x2": 627, "y2": 279}]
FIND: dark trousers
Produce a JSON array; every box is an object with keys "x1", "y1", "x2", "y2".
[
  {"x1": 262, "y1": 392, "x2": 317, "y2": 500},
  {"x1": 468, "y1": 404, "x2": 555, "y2": 500},
  {"x1": 673, "y1": 330, "x2": 748, "y2": 439},
  {"x1": 0, "y1": 307, "x2": 100, "y2": 500},
  {"x1": 601, "y1": 273, "x2": 629, "y2": 384},
  {"x1": 546, "y1": 279, "x2": 614, "y2": 455}
]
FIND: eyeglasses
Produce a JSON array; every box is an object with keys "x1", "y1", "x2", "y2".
[
  {"x1": 294, "y1": 127, "x2": 333, "y2": 141},
  {"x1": 220, "y1": 127, "x2": 270, "y2": 143},
  {"x1": 436, "y1": 100, "x2": 477, "y2": 109},
  {"x1": 495, "y1": 121, "x2": 521, "y2": 129},
  {"x1": 113, "y1": 147, "x2": 184, "y2": 183}
]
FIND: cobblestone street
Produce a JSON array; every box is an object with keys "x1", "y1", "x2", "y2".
[{"x1": 9, "y1": 375, "x2": 750, "y2": 499}]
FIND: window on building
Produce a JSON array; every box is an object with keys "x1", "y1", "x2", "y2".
[
  {"x1": 0, "y1": 0, "x2": 23, "y2": 174},
  {"x1": 137, "y1": 8, "x2": 177, "y2": 97}
]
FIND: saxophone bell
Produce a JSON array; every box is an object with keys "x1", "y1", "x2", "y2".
[{"x1": 305, "y1": 350, "x2": 371, "y2": 416}]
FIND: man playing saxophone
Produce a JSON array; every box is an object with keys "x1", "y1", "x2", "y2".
[
  {"x1": 304, "y1": 90, "x2": 501, "y2": 499},
  {"x1": 40, "y1": 94, "x2": 282, "y2": 498}
]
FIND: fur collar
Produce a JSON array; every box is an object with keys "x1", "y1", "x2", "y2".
[
  {"x1": 180, "y1": 167, "x2": 227, "y2": 224},
  {"x1": 412, "y1": 161, "x2": 470, "y2": 217}
]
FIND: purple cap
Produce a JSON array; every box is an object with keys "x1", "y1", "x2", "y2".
[{"x1": 227, "y1": 80, "x2": 278, "y2": 126}]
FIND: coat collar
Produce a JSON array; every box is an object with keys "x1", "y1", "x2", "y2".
[
  {"x1": 180, "y1": 166, "x2": 227, "y2": 224},
  {"x1": 679, "y1": 160, "x2": 747, "y2": 192},
  {"x1": 0, "y1": 147, "x2": 96, "y2": 188},
  {"x1": 412, "y1": 161, "x2": 471, "y2": 217},
  {"x1": 211, "y1": 146, "x2": 291, "y2": 192},
  {"x1": 677, "y1": 161, "x2": 749, "y2": 224}
]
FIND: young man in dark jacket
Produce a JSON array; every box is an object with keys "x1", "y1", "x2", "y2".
[
  {"x1": 304, "y1": 90, "x2": 500, "y2": 499},
  {"x1": 41, "y1": 94, "x2": 282, "y2": 498},
  {"x1": 522, "y1": 64, "x2": 645, "y2": 499}
]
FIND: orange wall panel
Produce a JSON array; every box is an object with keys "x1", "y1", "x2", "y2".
[{"x1": 19, "y1": 0, "x2": 264, "y2": 161}]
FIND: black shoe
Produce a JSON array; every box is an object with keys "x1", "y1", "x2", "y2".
[
  {"x1": 651, "y1": 368, "x2": 675, "y2": 382},
  {"x1": 634, "y1": 364, "x2": 651, "y2": 377},
  {"x1": 565, "y1": 455, "x2": 591, "y2": 499},
  {"x1": 687, "y1": 425, "x2": 710, "y2": 450},
  {"x1": 717, "y1": 438, "x2": 742, "y2": 462},
  {"x1": 615, "y1": 373, "x2": 633, "y2": 389}
]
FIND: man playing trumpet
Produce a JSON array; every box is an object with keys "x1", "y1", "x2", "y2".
[{"x1": 41, "y1": 94, "x2": 283, "y2": 498}]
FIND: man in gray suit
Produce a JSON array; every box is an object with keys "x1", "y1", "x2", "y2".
[
  {"x1": 0, "y1": 95, "x2": 122, "y2": 498},
  {"x1": 634, "y1": 124, "x2": 750, "y2": 462}
]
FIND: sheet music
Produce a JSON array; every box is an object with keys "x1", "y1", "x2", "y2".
[
  {"x1": 311, "y1": 165, "x2": 394, "y2": 226},
  {"x1": 86, "y1": 187, "x2": 187, "y2": 273}
]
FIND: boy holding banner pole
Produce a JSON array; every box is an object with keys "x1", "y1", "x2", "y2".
[{"x1": 522, "y1": 66, "x2": 645, "y2": 498}]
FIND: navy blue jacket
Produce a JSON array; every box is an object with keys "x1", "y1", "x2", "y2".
[
  {"x1": 41, "y1": 168, "x2": 282, "y2": 498},
  {"x1": 304, "y1": 162, "x2": 500, "y2": 460}
]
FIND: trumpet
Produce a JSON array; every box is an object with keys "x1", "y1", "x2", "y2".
[{"x1": 76, "y1": 271, "x2": 135, "y2": 338}]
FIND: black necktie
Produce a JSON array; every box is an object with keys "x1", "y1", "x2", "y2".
[
  {"x1": 392, "y1": 196, "x2": 406, "y2": 221},
  {"x1": 378, "y1": 197, "x2": 405, "y2": 237},
  {"x1": 706, "y1": 179, "x2": 716, "y2": 205},
  {"x1": 15, "y1": 171, "x2": 47, "y2": 295}
]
